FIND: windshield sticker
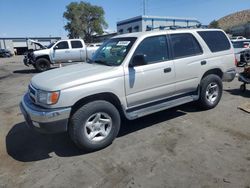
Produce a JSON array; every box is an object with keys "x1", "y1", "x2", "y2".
[{"x1": 117, "y1": 41, "x2": 130, "y2": 46}]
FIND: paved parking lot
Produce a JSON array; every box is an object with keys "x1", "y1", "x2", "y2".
[{"x1": 0, "y1": 56, "x2": 250, "y2": 188}]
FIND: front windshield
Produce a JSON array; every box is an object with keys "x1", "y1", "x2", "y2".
[
  {"x1": 47, "y1": 42, "x2": 56, "y2": 49},
  {"x1": 90, "y1": 37, "x2": 137, "y2": 66}
]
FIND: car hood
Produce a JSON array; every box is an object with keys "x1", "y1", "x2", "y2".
[
  {"x1": 29, "y1": 40, "x2": 46, "y2": 49},
  {"x1": 33, "y1": 48, "x2": 51, "y2": 56},
  {"x1": 31, "y1": 63, "x2": 122, "y2": 91}
]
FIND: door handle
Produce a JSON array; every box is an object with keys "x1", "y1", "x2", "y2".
[
  {"x1": 164, "y1": 67, "x2": 172, "y2": 73},
  {"x1": 65, "y1": 51, "x2": 70, "y2": 53},
  {"x1": 201, "y1": 60, "x2": 207, "y2": 65}
]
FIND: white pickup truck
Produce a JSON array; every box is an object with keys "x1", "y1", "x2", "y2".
[{"x1": 24, "y1": 39, "x2": 99, "y2": 72}]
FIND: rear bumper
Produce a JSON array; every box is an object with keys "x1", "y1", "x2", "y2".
[
  {"x1": 20, "y1": 94, "x2": 71, "y2": 133},
  {"x1": 222, "y1": 68, "x2": 236, "y2": 82}
]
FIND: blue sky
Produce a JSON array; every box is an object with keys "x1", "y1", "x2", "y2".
[{"x1": 0, "y1": 0, "x2": 249, "y2": 38}]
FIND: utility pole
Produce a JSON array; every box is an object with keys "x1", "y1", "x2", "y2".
[{"x1": 143, "y1": 0, "x2": 146, "y2": 15}]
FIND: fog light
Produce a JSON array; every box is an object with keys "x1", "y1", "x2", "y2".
[{"x1": 32, "y1": 121, "x2": 40, "y2": 128}]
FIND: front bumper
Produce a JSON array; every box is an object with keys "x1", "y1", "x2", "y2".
[
  {"x1": 23, "y1": 56, "x2": 35, "y2": 66},
  {"x1": 20, "y1": 93, "x2": 71, "y2": 133},
  {"x1": 222, "y1": 68, "x2": 236, "y2": 82}
]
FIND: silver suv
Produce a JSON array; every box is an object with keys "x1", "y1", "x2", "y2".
[{"x1": 20, "y1": 29, "x2": 236, "y2": 151}]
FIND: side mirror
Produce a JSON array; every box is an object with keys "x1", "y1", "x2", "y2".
[
  {"x1": 129, "y1": 54, "x2": 147, "y2": 67},
  {"x1": 53, "y1": 46, "x2": 58, "y2": 50}
]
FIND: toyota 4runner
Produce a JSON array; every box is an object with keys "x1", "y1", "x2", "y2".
[{"x1": 20, "y1": 29, "x2": 236, "y2": 151}]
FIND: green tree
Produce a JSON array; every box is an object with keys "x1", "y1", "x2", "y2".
[
  {"x1": 209, "y1": 20, "x2": 220, "y2": 29},
  {"x1": 63, "y1": 1, "x2": 108, "y2": 42}
]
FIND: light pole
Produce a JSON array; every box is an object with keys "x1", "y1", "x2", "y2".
[{"x1": 143, "y1": 0, "x2": 146, "y2": 15}]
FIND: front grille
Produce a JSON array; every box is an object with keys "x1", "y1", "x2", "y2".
[{"x1": 29, "y1": 85, "x2": 36, "y2": 102}]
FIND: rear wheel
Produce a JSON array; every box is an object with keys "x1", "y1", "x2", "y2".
[
  {"x1": 198, "y1": 74, "x2": 222, "y2": 109},
  {"x1": 35, "y1": 58, "x2": 50, "y2": 72},
  {"x1": 69, "y1": 100, "x2": 121, "y2": 151}
]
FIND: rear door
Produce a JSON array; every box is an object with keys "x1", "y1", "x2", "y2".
[
  {"x1": 125, "y1": 35, "x2": 176, "y2": 108},
  {"x1": 70, "y1": 40, "x2": 85, "y2": 62},
  {"x1": 169, "y1": 33, "x2": 204, "y2": 95}
]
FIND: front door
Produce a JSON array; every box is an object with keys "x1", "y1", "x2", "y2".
[
  {"x1": 124, "y1": 35, "x2": 176, "y2": 108},
  {"x1": 52, "y1": 41, "x2": 72, "y2": 63}
]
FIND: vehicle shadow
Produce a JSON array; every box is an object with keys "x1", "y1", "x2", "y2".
[
  {"x1": 224, "y1": 88, "x2": 250, "y2": 98},
  {"x1": 6, "y1": 103, "x2": 199, "y2": 162},
  {"x1": 6, "y1": 122, "x2": 86, "y2": 162},
  {"x1": 118, "y1": 107, "x2": 188, "y2": 137},
  {"x1": 13, "y1": 69, "x2": 38, "y2": 74},
  {"x1": 13, "y1": 67, "x2": 57, "y2": 74}
]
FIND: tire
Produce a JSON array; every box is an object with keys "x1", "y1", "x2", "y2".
[
  {"x1": 243, "y1": 50, "x2": 250, "y2": 63},
  {"x1": 69, "y1": 100, "x2": 121, "y2": 151},
  {"x1": 240, "y1": 84, "x2": 246, "y2": 92},
  {"x1": 198, "y1": 74, "x2": 223, "y2": 110},
  {"x1": 35, "y1": 58, "x2": 50, "y2": 72}
]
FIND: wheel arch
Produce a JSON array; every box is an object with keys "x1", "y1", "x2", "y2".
[
  {"x1": 70, "y1": 92, "x2": 125, "y2": 118},
  {"x1": 201, "y1": 68, "x2": 223, "y2": 80},
  {"x1": 35, "y1": 55, "x2": 51, "y2": 63}
]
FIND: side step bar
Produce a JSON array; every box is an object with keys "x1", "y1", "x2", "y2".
[{"x1": 125, "y1": 95, "x2": 199, "y2": 120}]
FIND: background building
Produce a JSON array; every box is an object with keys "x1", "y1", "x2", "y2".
[
  {"x1": 117, "y1": 15, "x2": 201, "y2": 34},
  {"x1": 0, "y1": 37, "x2": 61, "y2": 55},
  {"x1": 93, "y1": 32, "x2": 117, "y2": 43}
]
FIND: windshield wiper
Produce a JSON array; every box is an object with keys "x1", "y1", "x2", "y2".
[{"x1": 87, "y1": 58, "x2": 113, "y2": 66}]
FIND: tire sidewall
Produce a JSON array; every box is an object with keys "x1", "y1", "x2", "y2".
[
  {"x1": 200, "y1": 74, "x2": 222, "y2": 109},
  {"x1": 70, "y1": 101, "x2": 121, "y2": 151},
  {"x1": 35, "y1": 58, "x2": 50, "y2": 72}
]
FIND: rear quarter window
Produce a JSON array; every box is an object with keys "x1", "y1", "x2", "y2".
[{"x1": 197, "y1": 31, "x2": 231, "y2": 52}]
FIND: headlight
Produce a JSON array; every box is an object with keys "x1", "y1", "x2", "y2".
[{"x1": 37, "y1": 90, "x2": 60, "y2": 105}]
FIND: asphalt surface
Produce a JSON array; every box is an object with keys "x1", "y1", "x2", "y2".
[{"x1": 0, "y1": 56, "x2": 250, "y2": 188}]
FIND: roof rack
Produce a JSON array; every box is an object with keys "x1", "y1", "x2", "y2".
[{"x1": 146, "y1": 24, "x2": 207, "y2": 31}]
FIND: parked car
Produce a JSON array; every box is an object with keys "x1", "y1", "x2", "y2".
[
  {"x1": 86, "y1": 43, "x2": 102, "y2": 59},
  {"x1": 232, "y1": 39, "x2": 250, "y2": 66},
  {"x1": 0, "y1": 49, "x2": 13, "y2": 58},
  {"x1": 231, "y1": 36, "x2": 246, "y2": 40},
  {"x1": 20, "y1": 29, "x2": 236, "y2": 151},
  {"x1": 23, "y1": 39, "x2": 98, "y2": 72}
]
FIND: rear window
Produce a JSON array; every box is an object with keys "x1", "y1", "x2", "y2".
[
  {"x1": 71, "y1": 41, "x2": 83, "y2": 49},
  {"x1": 198, "y1": 31, "x2": 231, "y2": 52}
]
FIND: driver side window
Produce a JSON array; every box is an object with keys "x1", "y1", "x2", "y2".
[
  {"x1": 56, "y1": 41, "x2": 69, "y2": 50},
  {"x1": 133, "y1": 35, "x2": 169, "y2": 65}
]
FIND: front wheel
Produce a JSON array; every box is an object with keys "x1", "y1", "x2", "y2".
[
  {"x1": 198, "y1": 74, "x2": 223, "y2": 110},
  {"x1": 35, "y1": 58, "x2": 50, "y2": 72},
  {"x1": 69, "y1": 100, "x2": 121, "y2": 151}
]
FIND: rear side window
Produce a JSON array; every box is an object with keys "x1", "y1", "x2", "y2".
[
  {"x1": 134, "y1": 35, "x2": 169, "y2": 64},
  {"x1": 198, "y1": 31, "x2": 231, "y2": 52},
  {"x1": 71, "y1": 41, "x2": 83, "y2": 49},
  {"x1": 170, "y1": 33, "x2": 202, "y2": 59}
]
